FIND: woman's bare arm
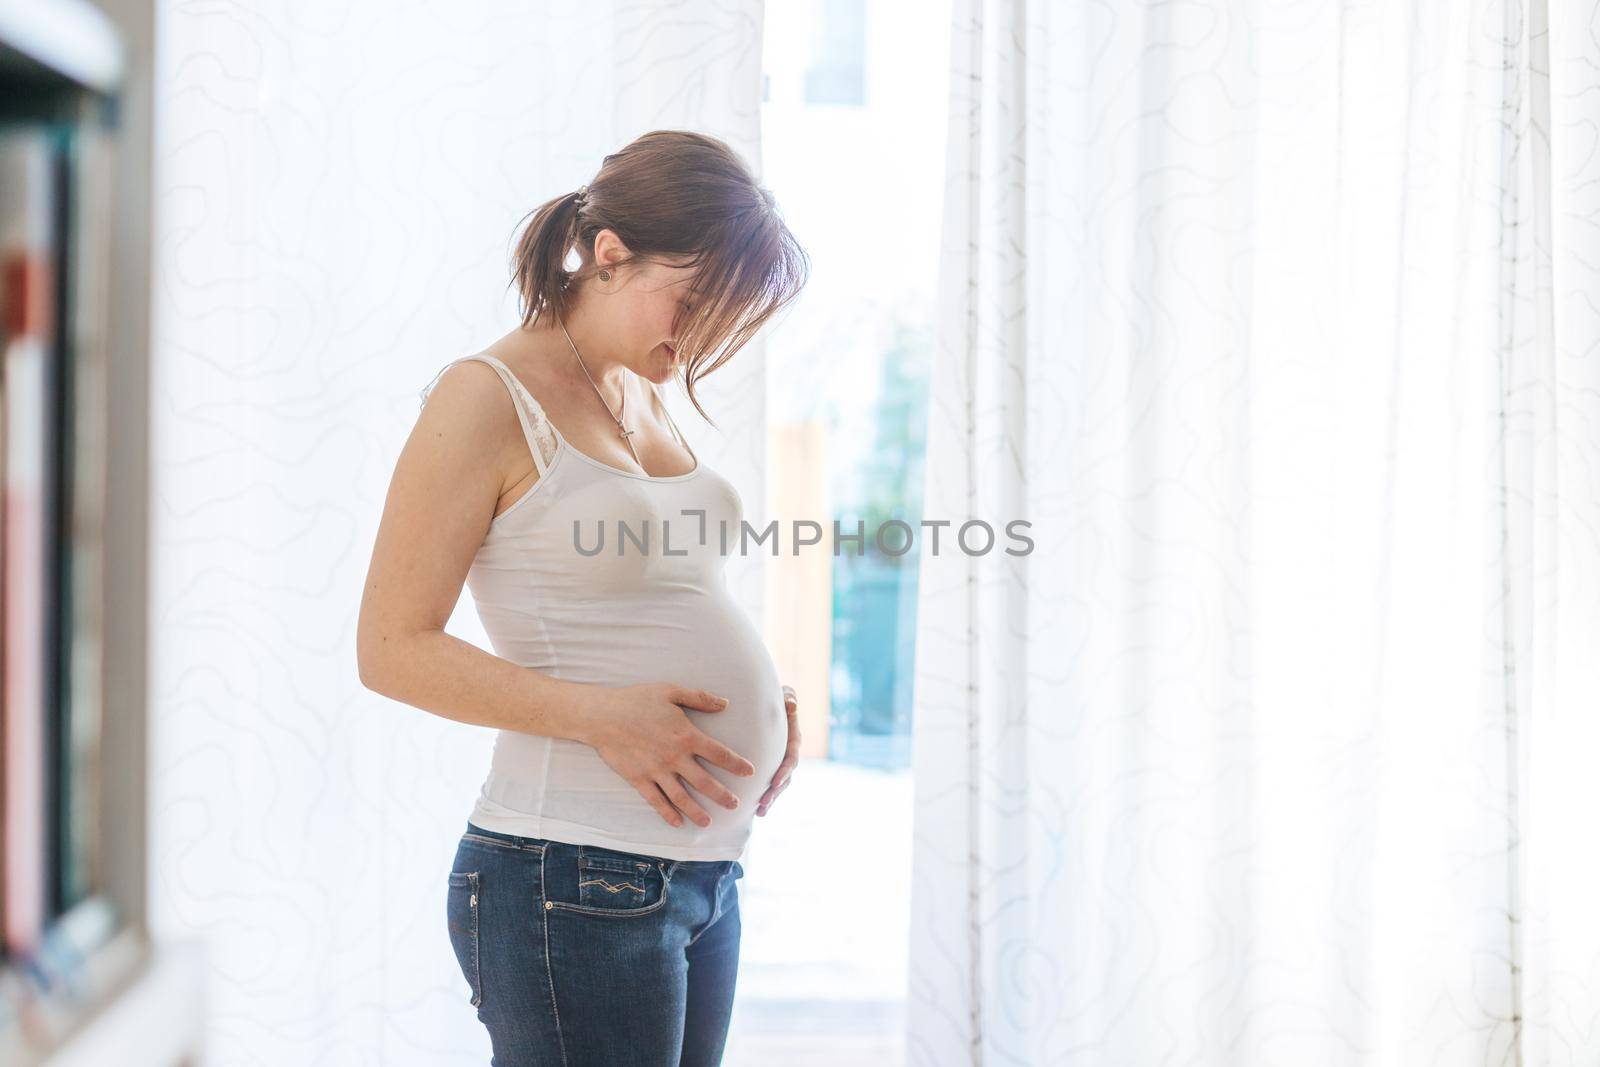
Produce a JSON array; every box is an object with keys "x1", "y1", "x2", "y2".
[{"x1": 355, "y1": 360, "x2": 594, "y2": 738}]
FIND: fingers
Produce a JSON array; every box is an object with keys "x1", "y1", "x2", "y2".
[
  {"x1": 759, "y1": 740, "x2": 801, "y2": 811},
  {"x1": 634, "y1": 778, "x2": 685, "y2": 827},
  {"x1": 761, "y1": 783, "x2": 787, "y2": 819},
  {"x1": 659, "y1": 774, "x2": 712, "y2": 829},
  {"x1": 674, "y1": 686, "x2": 730, "y2": 713},
  {"x1": 757, "y1": 764, "x2": 796, "y2": 815},
  {"x1": 694, "y1": 733, "x2": 756, "y2": 777},
  {"x1": 681, "y1": 762, "x2": 741, "y2": 811},
  {"x1": 632, "y1": 770, "x2": 734, "y2": 827}
]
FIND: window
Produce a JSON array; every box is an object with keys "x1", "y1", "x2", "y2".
[
  {"x1": 730, "y1": 1, "x2": 952, "y2": 1060},
  {"x1": 803, "y1": 0, "x2": 866, "y2": 106}
]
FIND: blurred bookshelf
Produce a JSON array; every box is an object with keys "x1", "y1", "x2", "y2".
[{"x1": 0, "y1": 2, "x2": 202, "y2": 1064}]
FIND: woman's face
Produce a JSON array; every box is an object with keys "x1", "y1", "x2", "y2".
[{"x1": 590, "y1": 232, "x2": 701, "y2": 385}]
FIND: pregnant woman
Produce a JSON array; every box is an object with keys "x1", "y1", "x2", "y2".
[{"x1": 356, "y1": 130, "x2": 810, "y2": 1065}]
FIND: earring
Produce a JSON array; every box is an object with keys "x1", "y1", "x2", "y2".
[{"x1": 598, "y1": 269, "x2": 611, "y2": 281}]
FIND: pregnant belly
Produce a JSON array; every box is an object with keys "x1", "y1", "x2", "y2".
[{"x1": 486, "y1": 589, "x2": 790, "y2": 850}]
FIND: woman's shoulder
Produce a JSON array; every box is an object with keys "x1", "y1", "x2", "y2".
[{"x1": 418, "y1": 354, "x2": 562, "y2": 478}]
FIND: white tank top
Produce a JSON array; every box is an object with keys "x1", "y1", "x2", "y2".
[{"x1": 418, "y1": 352, "x2": 789, "y2": 861}]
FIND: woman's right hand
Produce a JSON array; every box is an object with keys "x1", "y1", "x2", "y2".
[{"x1": 581, "y1": 682, "x2": 757, "y2": 828}]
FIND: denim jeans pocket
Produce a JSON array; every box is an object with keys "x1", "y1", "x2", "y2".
[
  {"x1": 446, "y1": 870, "x2": 482, "y2": 1005},
  {"x1": 547, "y1": 845, "x2": 669, "y2": 917}
]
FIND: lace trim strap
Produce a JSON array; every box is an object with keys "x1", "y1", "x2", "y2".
[{"x1": 419, "y1": 354, "x2": 561, "y2": 478}]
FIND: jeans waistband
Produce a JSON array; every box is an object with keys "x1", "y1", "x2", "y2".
[{"x1": 463, "y1": 820, "x2": 741, "y2": 873}]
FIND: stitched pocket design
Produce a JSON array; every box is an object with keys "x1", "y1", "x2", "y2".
[{"x1": 548, "y1": 847, "x2": 668, "y2": 917}]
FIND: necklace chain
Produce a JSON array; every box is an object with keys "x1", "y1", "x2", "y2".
[{"x1": 558, "y1": 318, "x2": 643, "y2": 467}]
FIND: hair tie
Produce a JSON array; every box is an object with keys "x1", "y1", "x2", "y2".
[{"x1": 574, "y1": 184, "x2": 588, "y2": 209}]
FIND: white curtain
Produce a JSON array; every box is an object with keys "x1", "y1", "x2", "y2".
[
  {"x1": 148, "y1": 3, "x2": 765, "y2": 1062},
  {"x1": 910, "y1": 0, "x2": 1600, "y2": 1064}
]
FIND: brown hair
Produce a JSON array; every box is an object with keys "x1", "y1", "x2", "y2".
[{"x1": 509, "y1": 129, "x2": 810, "y2": 425}]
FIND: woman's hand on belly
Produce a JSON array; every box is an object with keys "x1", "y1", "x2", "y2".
[
  {"x1": 579, "y1": 682, "x2": 759, "y2": 829},
  {"x1": 756, "y1": 685, "x2": 802, "y2": 817}
]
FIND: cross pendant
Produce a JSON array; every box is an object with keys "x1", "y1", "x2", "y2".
[{"x1": 619, "y1": 426, "x2": 635, "y2": 439}]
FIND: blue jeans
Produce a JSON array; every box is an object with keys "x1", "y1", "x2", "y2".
[{"x1": 445, "y1": 821, "x2": 745, "y2": 1066}]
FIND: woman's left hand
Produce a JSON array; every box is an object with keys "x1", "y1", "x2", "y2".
[{"x1": 757, "y1": 685, "x2": 801, "y2": 817}]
